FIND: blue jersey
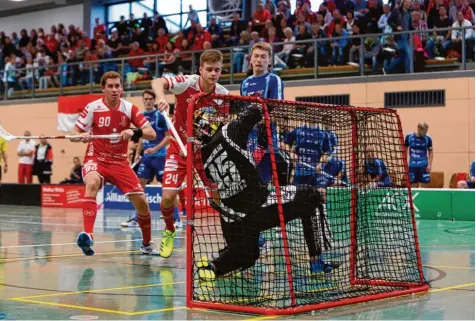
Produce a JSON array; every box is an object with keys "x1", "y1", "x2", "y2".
[
  {"x1": 365, "y1": 158, "x2": 390, "y2": 181},
  {"x1": 284, "y1": 126, "x2": 330, "y2": 176},
  {"x1": 470, "y1": 161, "x2": 475, "y2": 178},
  {"x1": 142, "y1": 109, "x2": 168, "y2": 157},
  {"x1": 315, "y1": 157, "x2": 347, "y2": 187},
  {"x1": 248, "y1": 123, "x2": 281, "y2": 153},
  {"x1": 404, "y1": 133, "x2": 433, "y2": 167},
  {"x1": 326, "y1": 130, "x2": 338, "y2": 155},
  {"x1": 240, "y1": 72, "x2": 284, "y2": 99}
]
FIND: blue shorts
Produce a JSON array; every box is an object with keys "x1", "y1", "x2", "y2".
[
  {"x1": 314, "y1": 174, "x2": 333, "y2": 188},
  {"x1": 376, "y1": 176, "x2": 392, "y2": 187},
  {"x1": 409, "y1": 166, "x2": 430, "y2": 184},
  {"x1": 466, "y1": 180, "x2": 475, "y2": 189},
  {"x1": 137, "y1": 156, "x2": 165, "y2": 182}
]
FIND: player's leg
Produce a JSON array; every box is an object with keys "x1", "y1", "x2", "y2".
[
  {"x1": 121, "y1": 158, "x2": 152, "y2": 228},
  {"x1": 159, "y1": 147, "x2": 186, "y2": 257},
  {"x1": 420, "y1": 165, "x2": 431, "y2": 187},
  {"x1": 110, "y1": 162, "x2": 158, "y2": 255},
  {"x1": 26, "y1": 164, "x2": 33, "y2": 184},
  {"x1": 77, "y1": 162, "x2": 103, "y2": 256},
  {"x1": 260, "y1": 185, "x2": 338, "y2": 273},
  {"x1": 18, "y1": 164, "x2": 25, "y2": 183},
  {"x1": 198, "y1": 217, "x2": 261, "y2": 280}
]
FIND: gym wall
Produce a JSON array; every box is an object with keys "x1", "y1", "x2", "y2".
[{"x1": 0, "y1": 75, "x2": 473, "y2": 187}]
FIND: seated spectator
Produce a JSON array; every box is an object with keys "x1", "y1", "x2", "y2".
[
  {"x1": 158, "y1": 42, "x2": 181, "y2": 76},
  {"x1": 179, "y1": 38, "x2": 193, "y2": 72},
  {"x1": 290, "y1": 24, "x2": 312, "y2": 67},
  {"x1": 330, "y1": 24, "x2": 349, "y2": 65},
  {"x1": 191, "y1": 24, "x2": 212, "y2": 51},
  {"x1": 265, "y1": 0, "x2": 277, "y2": 16},
  {"x1": 412, "y1": 0, "x2": 428, "y2": 22},
  {"x1": 141, "y1": 13, "x2": 153, "y2": 37},
  {"x1": 378, "y1": 4, "x2": 392, "y2": 32},
  {"x1": 155, "y1": 28, "x2": 169, "y2": 53},
  {"x1": 457, "y1": 161, "x2": 475, "y2": 189},
  {"x1": 208, "y1": 17, "x2": 223, "y2": 48},
  {"x1": 277, "y1": 16, "x2": 289, "y2": 39},
  {"x1": 363, "y1": 36, "x2": 381, "y2": 73},
  {"x1": 450, "y1": 10, "x2": 475, "y2": 60},
  {"x1": 305, "y1": 22, "x2": 328, "y2": 67},
  {"x1": 152, "y1": 11, "x2": 169, "y2": 35},
  {"x1": 125, "y1": 41, "x2": 145, "y2": 74},
  {"x1": 349, "y1": 24, "x2": 363, "y2": 63},
  {"x1": 174, "y1": 30, "x2": 185, "y2": 49},
  {"x1": 427, "y1": 0, "x2": 449, "y2": 29},
  {"x1": 345, "y1": 10, "x2": 356, "y2": 34},
  {"x1": 18, "y1": 55, "x2": 38, "y2": 90},
  {"x1": 433, "y1": 6, "x2": 452, "y2": 57},
  {"x1": 354, "y1": 0, "x2": 370, "y2": 18},
  {"x1": 412, "y1": 10, "x2": 435, "y2": 59},
  {"x1": 253, "y1": 3, "x2": 272, "y2": 33},
  {"x1": 294, "y1": 12, "x2": 313, "y2": 35},
  {"x1": 232, "y1": 31, "x2": 250, "y2": 73},
  {"x1": 261, "y1": 19, "x2": 274, "y2": 39},
  {"x1": 365, "y1": 0, "x2": 383, "y2": 33},
  {"x1": 60, "y1": 157, "x2": 83, "y2": 184},
  {"x1": 93, "y1": 17, "x2": 107, "y2": 42},
  {"x1": 79, "y1": 49, "x2": 99, "y2": 85},
  {"x1": 449, "y1": 0, "x2": 474, "y2": 24},
  {"x1": 327, "y1": 9, "x2": 347, "y2": 36},
  {"x1": 277, "y1": 1, "x2": 291, "y2": 21},
  {"x1": 318, "y1": 3, "x2": 333, "y2": 26},
  {"x1": 266, "y1": 27, "x2": 282, "y2": 50},
  {"x1": 131, "y1": 26, "x2": 148, "y2": 50},
  {"x1": 277, "y1": 27, "x2": 296, "y2": 66},
  {"x1": 228, "y1": 12, "x2": 247, "y2": 46},
  {"x1": 2, "y1": 56, "x2": 19, "y2": 96}
]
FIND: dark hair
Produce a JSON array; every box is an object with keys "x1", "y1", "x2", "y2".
[{"x1": 142, "y1": 89, "x2": 156, "y2": 99}]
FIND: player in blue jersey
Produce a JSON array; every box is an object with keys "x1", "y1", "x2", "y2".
[
  {"x1": 404, "y1": 123, "x2": 434, "y2": 187},
  {"x1": 283, "y1": 124, "x2": 330, "y2": 186},
  {"x1": 321, "y1": 116, "x2": 339, "y2": 156},
  {"x1": 364, "y1": 152, "x2": 392, "y2": 188},
  {"x1": 457, "y1": 161, "x2": 475, "y2": 189},
  {"x1": 122, "y1": 90, "x2": 170, "y2": 228}
]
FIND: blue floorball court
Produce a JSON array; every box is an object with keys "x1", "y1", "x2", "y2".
[{"x1": 0, "y1": 205, "x2": 473, "y2": 320}]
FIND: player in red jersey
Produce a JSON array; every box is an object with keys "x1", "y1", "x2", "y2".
[
  {"x1": 151, "y1": 49, "x2": 229, "y2": 258},
  {"x1": 70, "y1": 71, "x2": 159, "y2": 256}
]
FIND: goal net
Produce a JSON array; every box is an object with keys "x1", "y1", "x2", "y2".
[{"x1": 185, "y1": 93, "x2": 429, "y2": 315}]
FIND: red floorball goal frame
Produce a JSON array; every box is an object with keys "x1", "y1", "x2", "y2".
[{"x1": 185, "y1": 93, "x2": 429, "y2": 315}]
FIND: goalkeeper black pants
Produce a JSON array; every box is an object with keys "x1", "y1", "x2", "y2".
[{"x1": 212, "y1": 185, "x2": 328, "y2": 276}]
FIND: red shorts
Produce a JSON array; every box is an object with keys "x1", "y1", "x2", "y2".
[
  {"x1": 82, "y1": 159, "x2": 143, "y2": 195},
  {"x1": 162, "y1": 141, "x2": 213, "y2": 191}
]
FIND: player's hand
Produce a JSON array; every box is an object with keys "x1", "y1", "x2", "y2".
[
  {"x1": 315, "y1": 163, "x2": 322, "y2": 173},
  {"x1": 426, "y1": 165, "x2": 431, "y2": 173},
  {"x1": 144, "y1": 148, "x2": 155, "y2": 155},
  {"x1": 156, "y1": 98, "x2": 170, "y2": 112},
  {"x1": 120, "y1": 129, "x2": 134, "y2": 141},
  {"x1": 70, "y1": 132, "x2": 91, "y2": 143}
]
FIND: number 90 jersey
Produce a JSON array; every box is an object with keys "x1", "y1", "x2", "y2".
[{"x1": 75, "y1": 98, "x2": 148, "y2": 163}]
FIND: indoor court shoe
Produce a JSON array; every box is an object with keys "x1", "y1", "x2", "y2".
[
  {"x1": 140, "y1": 242, "x2": 160, "y2": 255},
  {"x1": 310, "y1": 258, "x2": 341, "y2": 274},
  {"x1": 121, "y1": 217, "x2": 139, "y2": 228},
  {"x1": 160, "y1": 229, "x2": 176, "y2": 258},
  {"x1": 77, "y1": 232, "x2": 95, "y2": 256},
  {"x1": 198, "y1": 265, "x2": 216, "y2": 281}
]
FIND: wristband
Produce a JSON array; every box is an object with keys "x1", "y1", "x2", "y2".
[{"x1": 131, "y1": 128, "x2": 143, "y2": 142}]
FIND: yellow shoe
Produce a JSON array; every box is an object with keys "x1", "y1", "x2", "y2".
[
  {"x1": 198, "y1": 268, "x2": 216, "y2": 281},
  {"x1": 160, "y1": 229, "x2": 176, "y2": 258},
  {"x1": 197, "y1": 256, "x2": 209, "y2": 268}
]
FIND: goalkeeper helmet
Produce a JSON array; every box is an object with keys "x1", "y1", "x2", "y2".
[{"x1": 193, "y1": 107, "x2": 222, "y2": 142}]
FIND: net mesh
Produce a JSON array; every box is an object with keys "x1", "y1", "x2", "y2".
[{"x1": 187, "y1": 94, "x2": 428, "y2": 313}]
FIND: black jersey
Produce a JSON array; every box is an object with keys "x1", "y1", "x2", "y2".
[{"x1": 201, "y1": 105, "x2": 269, "y2": 222}]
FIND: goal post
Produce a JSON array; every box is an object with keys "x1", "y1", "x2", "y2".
[{"x1": 185, "y1": 93, "x2": 429, "y2": 315}]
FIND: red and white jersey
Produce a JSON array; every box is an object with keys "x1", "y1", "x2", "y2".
[
  {"x1": 164, "y1": 74, "x2": 229, "y2": 143},
  {"x1": 75, "y1": 98, "x2": 148, "y2": 163}
]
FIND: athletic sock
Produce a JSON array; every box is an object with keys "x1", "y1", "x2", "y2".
[
  {"x1": 137, "y1": 213, "x2": 152, "y2": 245},
  {"x1": 161, "y1": 203, "x2": 176, "y2": 233},
  {"x1": 83, "y1": 197, "x2": 97, "y2": 235}
]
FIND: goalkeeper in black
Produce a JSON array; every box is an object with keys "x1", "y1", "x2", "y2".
[{"x1": 193, "y1": 103, "x2": 339, "y2": 281}]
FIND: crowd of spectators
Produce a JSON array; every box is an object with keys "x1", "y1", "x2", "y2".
[{"x1": 0, "y1": 0, "x2": 474, "y2": 96}]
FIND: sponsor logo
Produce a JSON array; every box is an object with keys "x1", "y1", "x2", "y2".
[
  {"x1": 106, "y1": 191, "x2": 162, "y2": 204},
  {"x1": 84, "y1": 210, "x2": 95, "y2": 216},
  {"x1": 43, "y1": 187, "x2": 65, "y2": 193}
]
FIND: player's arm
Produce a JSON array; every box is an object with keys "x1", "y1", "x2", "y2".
[
  {"x1": 146, "y1": 131, "x2": 170, "y2": 155},
  {"x1": 268, "y1": 74, "x2": 284, "y2": 99},
  {"x1": 228, "y1": 103, "x2": 266, "y2": 149},
  {"x1": 135, "y1": 139, "x2": 144, "y2": 161},
  {"x1": 70, "y1": 104, "x2": 94, "y2": 142},
  {"x1": 152, "y1": 75, "x2": 193, "y2": 112},
  {"x1": 1, "y1": 148, "x2": 7, "y2": 173},
  {"x1": 427, "y1": 136, "x2": 433, "y2": 173},
  {"x1": 404, "y1": 134, "x2": 410, "y2": 160},
  {"x1": 127, "y1": 105, "x2": 156, "y2": 142}
]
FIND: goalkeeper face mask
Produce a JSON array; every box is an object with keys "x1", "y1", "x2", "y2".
[{"x1": 193, "y1": 107, "x2": 223, "y2": 142}]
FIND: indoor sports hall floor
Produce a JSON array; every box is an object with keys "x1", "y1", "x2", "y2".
[{"x1": 0, "y1": 205, "x2": 474, "y2": 320}]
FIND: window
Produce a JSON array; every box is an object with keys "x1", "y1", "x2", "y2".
[
  {"x1": 132, "y1": 0, "x2": 155, "y2": 18},
  {"x1": 165, "y1": 14, "x2": 182, "y2": 33},
  {"x1": 108, "y1": 3, "x2": 130, "y2": 23},
  {"x1": 158, "y1": 1, "x2": 181, "y2": 15}
]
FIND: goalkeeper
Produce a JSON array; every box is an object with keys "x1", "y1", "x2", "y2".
[{"x1": 193, "y1": 103, "x2": 338, "y2": 281}]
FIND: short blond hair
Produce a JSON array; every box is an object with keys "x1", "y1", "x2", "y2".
[
  {"x1": 251, "y1": 42, "x2": 272, "y2": 57},
  {"x1": 200, "y1": 49, "x2": 223, "y2": 66},
  {"x1": 100, "y1": 71, "x2": 122, "y2": 87}
]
